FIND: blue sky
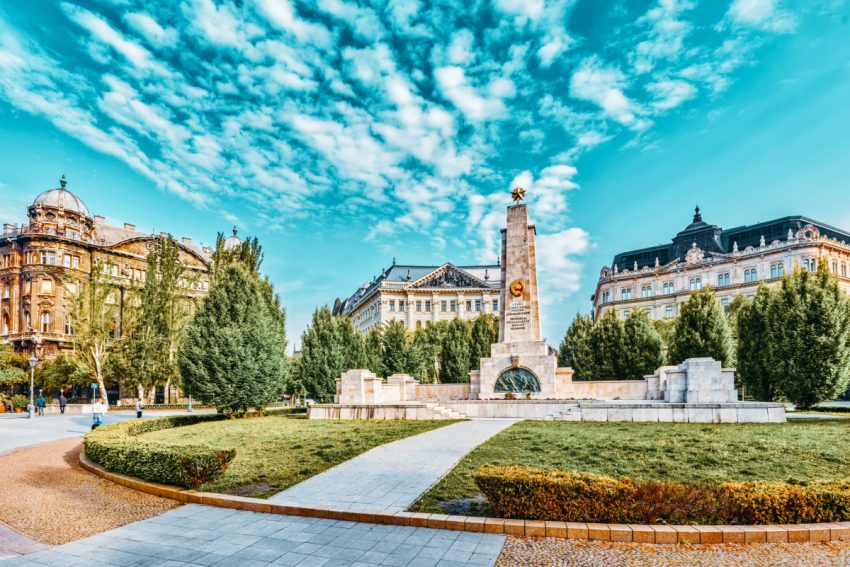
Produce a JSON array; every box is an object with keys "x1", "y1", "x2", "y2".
[{"x1": 1, "y1": 0, "x2": 849, "y2": 349}]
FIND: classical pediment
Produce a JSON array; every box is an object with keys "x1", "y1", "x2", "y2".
[{"x1": 407, "y1": 263, "x2": 492, "y2": 290}]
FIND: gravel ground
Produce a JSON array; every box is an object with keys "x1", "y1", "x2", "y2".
[
  {"x1": 0, "y1": 438, "x2": 178, "y2": 545},
  {"x1": 497, "y1": 536, "x2": 850, "y2": 566}
]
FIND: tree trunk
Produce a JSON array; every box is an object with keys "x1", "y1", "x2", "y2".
[{"x1": 164, "y1": 378, "x2": 171, "y2": 404}]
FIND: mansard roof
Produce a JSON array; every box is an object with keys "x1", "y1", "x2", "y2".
[
  {"x1": 333, "y1": 261, "x2": 500, "y2": 316},
  {"x1": 611, "y1": 209, "x2": 850, "y2": 272}
]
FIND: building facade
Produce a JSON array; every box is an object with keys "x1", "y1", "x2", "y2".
[
  {"x1": 1, "y1": 178, "x2": 212, "y2": 359},
  {"x1": 333, "y1": 261, "x2": 502, "y2": 333},
  {"x1": 593, "y1": 207, "x2": 850, "y2": 320}
]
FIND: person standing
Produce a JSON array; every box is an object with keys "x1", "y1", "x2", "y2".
[
  {"x1": 59, "y1": 393, "x2": 67, "y2": 414},
  {"x1": 135, "y1": 397, "x2": 144, "y2": 419},
  {"x1": 36, "y1": 393, "x2": 46, "y2": 416},
  {"x1": 92, "y1": 399, "x2": 106, "y2": 429}
]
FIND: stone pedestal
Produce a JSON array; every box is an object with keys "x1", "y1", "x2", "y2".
[{"x1": 646, "y1": 358, "x2": 738, "y2": 403}]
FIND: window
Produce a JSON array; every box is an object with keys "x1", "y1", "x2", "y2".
[
  {"x1": 770, "y1": 263, "x2": 784, "y2": 278},
  {"x1": 64, "y1": 315, "x2": 73, "y2": 335},
  {"x1": 802, "y1": 259, "x2": 816, "y2": 272},
  {"x1": 2, "y1": 285, "x2": 8, "y2": 299},
  {"x1": 662, "y1": 282, "x2": 674, "y2": 295},
  {"x1": 441, "y1": 300, "x2": 447, "y2": 312},
  {"x1": 450, "y1": 300, "x2": 457, "y2": 312},
  {"x1": 399, "y1": 301, "x2": 406, "y2": 312},
  {"x1": 621, "y1": 288, "x2": 632, "y2": 300},
  {"x1": 640, "y1": 285, "x2": 652, "y2": 298},
  {"x1": 843, "y1": 265, "x2": 848, "y2": 278},
  {"x1": 720, "y1": 297, "x2": 729, "y2": 309},
  {"x1": 72, "y1": 256, "x2": 79, "y2": 269},
  {"x1": 41, "y1": 312, "x2": 51, "y2": 333},
  {"x1": 743, "y1": 268, "x2": 757, "y2": 283},
  {"x1": 833, "y1": 261, "x2": 839, "y2": 274},
  {"x1": 2, "y1": 313, "x2": 8, "y2": 335},
  {"x1": 475, "y1": 300, "x2": 481, "y2": 312},
  {"x1": 717, "y1": 273, "x2": 730, "y2": 287},
  {"x1": 389, "y1": 300, "x2": 395, "y2": 312},
  {"x1": 492, "y1": 299, "x2": 498, "y2": 311},
  {"x1": 466, "y1": 300, "x2": 472, "y2": 311},
  {"x1": 689, "y1": 277, "x2": 702, "y2": 291},
  {"x1": 665, "y1": 305, "x2": 674, "y2": 318},
  {"x1": 622, "y1": 309, "x2": 630, "y2": 318},
  {"x1": 425, "y1": 301, "x2": 431, "y2": 312},
  {"x1": 41, "y1": 251, "x2": 56, "y2": 265},
  {"x1": 416, "y1": 320, "x2": 422, "y2": 329},
  {"x1": 415, "y1": 301, "x2": 422, "y2": 312},
  {"x1": 24, "y1": 310, "x2": 30, "y2": 330},
  {"x1": 63, "y1": 255, "x2": 71, "y2": 268},
  {"x1": 601, "y1": 291, "x2": 610, "y2": 303}
]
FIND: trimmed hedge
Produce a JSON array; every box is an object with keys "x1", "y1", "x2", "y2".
[
  {"x1": 84, "y1": 408, "x2": 301, "y2": 488},
  {"x1": 475, "y1": 466, "x2": 850, "y2": 525}
]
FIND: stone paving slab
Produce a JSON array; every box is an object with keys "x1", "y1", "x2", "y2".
[
  {"x1": 0, "y1": 524, "x2": 48, "y2": 559},
  {"x1": 1, "y1": 504, "x2": 505, "y2": 566},
  {"x1": 270, "y1": 419, "x2": 517, "y2": 513}
]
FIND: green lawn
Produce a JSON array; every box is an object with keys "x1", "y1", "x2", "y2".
[
  {"x1": 141, "y1": 415, "x2": 451, "y2": 498},
  {"x1": 411, "y1": 419, "x2": 850, "y2": 515}
]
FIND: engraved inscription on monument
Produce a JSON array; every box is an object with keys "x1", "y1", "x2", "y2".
[{"x1": 506, "y1": 299, "x2": 531, "y2": 333}]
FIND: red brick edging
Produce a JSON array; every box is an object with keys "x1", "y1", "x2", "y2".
[{"x1": 79, "y1": 453, "x2": 850, "y2": 545}]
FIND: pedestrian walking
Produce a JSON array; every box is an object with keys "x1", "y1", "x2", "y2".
[
  {"x1": 92, "y1": 399, "x2": 106, "y2": 429},
  {"x1": 135, "y1": 397, "x2": 144, "y2": 419},
  {"x1": 36, "y1": 394, "x2": 46, "y2": 416},
  {"x1": 59, "y1": 393, "x2": 67, "y2": 414}
]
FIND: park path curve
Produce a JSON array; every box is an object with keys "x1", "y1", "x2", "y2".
[{"x1": 270, "y1": 419, "x2": 518, "y2": 513}]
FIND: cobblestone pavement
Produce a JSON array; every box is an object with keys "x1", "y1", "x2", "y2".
[
  {"x1": 270, "y1": 419, "x2": 517, "y2": 513},
  {"x1": 4, "y1": 504, "x2": 506, "y2": 566},
  {"x1": 0, "y1": 524, "x2": 47, "y2": 559},
  {"x1": 497, "y1": 536, "x2": 850, "y2": 566}
]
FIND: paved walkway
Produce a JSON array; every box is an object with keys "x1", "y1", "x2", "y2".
[
  {"x1": 0, "y1": 525, "x2": 46, "y2": 560},
  {"x1": 4, "y1": 504, "x2": 506, "y2": 567},
  {"x1": 270, "y1": 419, "x2": 517, "y2": 513}
]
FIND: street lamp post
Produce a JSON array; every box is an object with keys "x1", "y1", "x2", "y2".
[{"x1": 27, "y1": 354, "x2": 37, "y2": 419}]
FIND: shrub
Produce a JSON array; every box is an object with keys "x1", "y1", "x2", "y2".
[
  {"x1": 11, "y1": 394, "x2": 28, "y2": 409},
  {"x1": 84, "y1": 409, "x2": 298, "y2": 488},
  {"x1": 474, "y1": 465, "x2": 850, "y2": 525}
]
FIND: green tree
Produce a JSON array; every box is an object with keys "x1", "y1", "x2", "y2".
[
  {"x1": 736, "y1": 286, "x2": 777, "y2": 401},
  {"x1": 412, "y1": 320, "x2": 450, "y2": 383},
  {"x1": 124, "y1": 235, "x2": 194, "y2": 402},
  {"x1": 652, "y1": 318, "x2": 676, "y2": 363},
  {"x1": 364, "y1": 326, "x2": 385, "y2": 377},
  {"x1": 67, "y1": 261, "x2": 121, "y2": 403},
  {"x1": 622, "y1": 310, "x2": 664, "y2": 380},
  {"x1": 210, "y1": 230, "x2": 263, "y2": 281},
  {"x1": 382, "y1": 320, "x2": 410, "y2": 376},
  {"x1": 469, "y1": 314, "x2": 498, "y2": 371},
  {"x1": 338, "y1": 317, "x2": 367, "y2": 371},
  {"x1": 669, "y1": 287, "x2": 734, "y2": 366},
  {"x1": 179, "y1": 264, "x2": 287, "y2": 415},
  {"x1": 558, "y1": 314, "x2": 594, "y2": 380},
  {"x1": 769, "y1": 264, "x2": 850, "y2": 408},
  {"x1": 589, "y1": 310, "x2": 626, "y2": 380},
  {"x1": 0, "y1": 344, "x2": 27, "y2": 386},
  {"x1": 439, "y1": 318, "x2": 471, "y2": 383},
  {"x1": 295, "y1": 307, "x2": 345, "y2": 403},
  {"x1": 36, "y1": 355, "x2": 92, "y2": 394}
]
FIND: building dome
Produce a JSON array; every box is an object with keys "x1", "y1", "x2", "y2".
[
  {"x1": 223, "y1": 227, "x2": 241, "y2": 250},
  {"x1": 32, "y1": 176, "x2": 92, "y2": 218}
]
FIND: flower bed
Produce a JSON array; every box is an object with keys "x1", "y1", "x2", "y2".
[
  {"x1": 475, "y1": 465, "x2": 850, "y2": 525},
  {"x1": 84, "y1": 408, "x2": 299, "y2": 488}
]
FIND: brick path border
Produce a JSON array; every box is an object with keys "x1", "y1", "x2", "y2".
[{"x1": 79, "y1": 453, "x2": 850, "y2": 545}]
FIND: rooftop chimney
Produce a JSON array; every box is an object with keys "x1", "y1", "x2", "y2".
[
  {"x1": 3, "y1": 223, "x2": 16, "y2": 236},
  {"x1": 94, "y1": 215, "x2": 105, "y2": 224},
  {"x1": 123, "y1": 223, "x2": 136, "y2": 231},
  {"x1": 181, "y1": 237, "x2": 192, "y2": 245},
  {"x1": 202, "y1": 246, "x2": 212, "y2": 254}
]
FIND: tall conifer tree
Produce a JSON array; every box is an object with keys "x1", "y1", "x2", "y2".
[
  {"x1": 589, "y1": 310, "x2": 626, "y2": 380},
  {"x1": 669, "y1": 287, "x2": 734, "y2": 366},
  {"x1": 622, "y1": 310, "x2": 664, "y2": 379},
  {"x1": 439, "y1": 318, "x2": 471, "y2": 383},
  {"x1": 558, "y1": 314, "x2": 594, "y2": 380}
]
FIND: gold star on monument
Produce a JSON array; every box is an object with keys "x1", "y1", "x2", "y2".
[{"x1": 511, "y1": 186, "x2": 526, "y2": 203}]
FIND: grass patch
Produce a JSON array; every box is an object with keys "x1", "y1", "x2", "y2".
[
  {"x1": 141, "y1": 414, "x2": 452, "y2": 497},
  {"x1": 411, "y1": 419, "x2": 850, "y2": 514}
]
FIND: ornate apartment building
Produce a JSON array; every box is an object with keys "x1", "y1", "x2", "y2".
[
  {"x1": 333, "y1": 261, "x2": 502, "y2": 333},
  {"x1": 593, "y1": 207, "x2": 850, "y2": 320},
  {"x1": 1, "y1": 177, "x2": 213, "y2": 359}
]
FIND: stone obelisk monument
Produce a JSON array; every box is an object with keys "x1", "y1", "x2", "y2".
[{"x1": 476, "y1": 187, "x2": 573, "y2": 399}]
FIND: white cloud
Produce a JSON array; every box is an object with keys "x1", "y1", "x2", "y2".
[
  {"x1": 253, "y1": 0, "x2": 332, "y2": 48},
  {"x1": 646, "y1": 79, "x2": 697, "y2": 110},
  {"x1": 537, "y1": 228, "x2": 590, "y2": 305},
  {"x1": 727, "y1": 0, "x2": 797, "y2": 33},
  {"x1": 434, "y1": 66, "x2": 507, "y2": 121},
  {"x1": 630, "y1": 0, "x2": 695, "y2": 74},
  {"x1": 494, "y1": 0, "x2": 544, "y2": 20},
  {"x1": 537, "y1": 29, "x2": 573, "y2": 68},
  {"x1": 124, "y1": 12, "x2": 178, "y2": 48},
  {"x1": 569, "y1": 57, "x2": 646, "y2": 128},
  {"x1": 182, "y1": 0, "x2": 244, "y2": 47}
]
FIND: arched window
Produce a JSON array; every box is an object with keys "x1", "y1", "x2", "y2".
[
  {"x1": 23, "y1": 310, "x2": 30, "y2": 331},
  {"x1": 41, "y1": 311, "x2": 52, "y2": 333}
]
